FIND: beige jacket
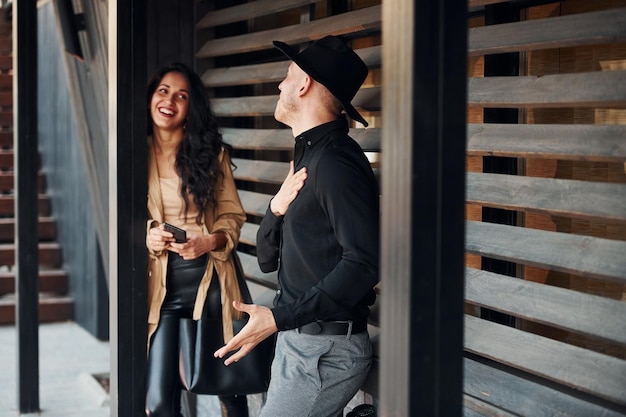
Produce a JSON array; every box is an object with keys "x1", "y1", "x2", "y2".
[{"x1": 146, "y1": 139, "x2": 247, "y2": 350}]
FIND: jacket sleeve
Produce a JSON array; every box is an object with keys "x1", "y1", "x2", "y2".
[
  {"x1": 208, "y1": 149, "x2": 247, "y2": 261},
  {"x1": 256, "y1": 204, "x2": 283, "y2": 272}
]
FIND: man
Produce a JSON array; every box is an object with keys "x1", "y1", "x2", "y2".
[{"x1": 215, "y1": 36, "x2": 380, "y2": 417}]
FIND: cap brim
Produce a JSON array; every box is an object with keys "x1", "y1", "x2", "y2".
[{"x1": 273, "y1": 40, "x2": 369, "y2": 127}]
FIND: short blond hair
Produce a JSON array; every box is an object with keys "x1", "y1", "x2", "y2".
[{"x1": 319, "y1": 83, "x2": 344, "y2": 118}]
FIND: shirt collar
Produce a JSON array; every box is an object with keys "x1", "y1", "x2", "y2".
[{"x1": 295, "y1": 118, "x2": 349, "y2": 146}]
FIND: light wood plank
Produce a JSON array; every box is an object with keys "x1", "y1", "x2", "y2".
[
  {"x1": 238, "y1": 189, "x2": 271, "y2": 218},
  {"x1": 469, "y1": 8, "x2": 626, "y2": 56},
  {"x1": 232, "y1": 158, "x2": 288, "y2": 185},
  {"x1": 202, "y1": 45, "x2": 381, "y2": 87},
  {"x1": 240, "y1": 222, "x2": 259, "y2": 247},
  {"x1": 467, "y1": 172, "x2": 626, "y2": 222},
  {"x1": 467, "y1": 123, "x2": 626, "y2": 162},
  {"x1": 468, "y1": 71, "x2": 626, "y2": 108},
  {"x1": 465, "y1": 267, "x2": 626, "y2": 345},
  {"x1": 465, "y1": 315, "x2": 626, "y2": 407},
  {"x1": 464, "y1": 357, "x2": 626, "y2": 417},
  {"x1": 196, "y1": 5, "x2": 381, "y2": 58},
  {"x1": 238, "y1": 250, "x2": 277, "y2": 289},
  {"x1": 213, "y1": 87, "x2": 381, "y2": 117},
  {"x1": 465, "y1": 220, "x2": 626, "y2": 284},
  {"x1": 196, "y1": 0, "x2": 316, "y2": 29}
]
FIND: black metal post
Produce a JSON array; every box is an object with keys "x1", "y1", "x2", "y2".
[
  {"x1": 14, "y1": 0, "x2": 40, "y2": 413},
  {"x1": 109, "y1": 1, "x2": 148, "y2": 416},
  {"x1": 380, "y1": 0, "x2": 467, "y2": 415}
]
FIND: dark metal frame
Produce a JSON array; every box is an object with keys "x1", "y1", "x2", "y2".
[{"x1": 15, "y1": 0, "x2": 40, "y2": 412}]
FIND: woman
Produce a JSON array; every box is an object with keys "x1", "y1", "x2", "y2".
[{"x1": 144, "y1": 62, "x2": 248, "y2": 417}]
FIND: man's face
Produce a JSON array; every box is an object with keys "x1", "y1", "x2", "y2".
[{"x1": 274, "y1": 62, "x2": 306, "y2": 126}]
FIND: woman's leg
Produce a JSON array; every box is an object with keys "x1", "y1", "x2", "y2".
[
  {"x1": 145, "y1": 314, "x2": 184, "y2": 417},
  {"x1": 218, "y1": 394, "x2": 249, "y2": 417}
]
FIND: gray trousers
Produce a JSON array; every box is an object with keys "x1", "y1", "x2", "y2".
[{"x1": 259, "y1": 329, "x2": 373, "y2": 417}]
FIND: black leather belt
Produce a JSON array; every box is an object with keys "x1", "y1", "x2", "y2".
[{"x1": 297, "y1": 320, "x2": 366, "y2": 336}]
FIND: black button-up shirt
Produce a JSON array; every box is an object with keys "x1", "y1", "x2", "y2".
[{"x1": 257, "y1": 118, "x2": 380, "y2": 331}]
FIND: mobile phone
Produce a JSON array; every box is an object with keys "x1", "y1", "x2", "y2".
[{"x1": 163, "y1": 223, "x2": 187, "y2": 243}]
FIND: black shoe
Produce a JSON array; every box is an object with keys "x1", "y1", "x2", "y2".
[{"x1": 346, "y1": 404, "x2": 376, "y2": 417}]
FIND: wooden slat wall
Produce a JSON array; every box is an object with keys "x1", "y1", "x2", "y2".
[{"x1": 195, "y1": 0, "x2": 626, "y2": 415}]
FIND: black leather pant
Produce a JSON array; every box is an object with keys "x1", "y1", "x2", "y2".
[{"x1": 145, "y1": 252, "x2": 248, "y2": 417}]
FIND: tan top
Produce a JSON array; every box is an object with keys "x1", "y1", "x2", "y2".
[
  {"x1": 159, "y1": 176, "x2": 202, "y2": 236},
  {"x1": 145, "y1": 138, "x2": 247, "y2": 350}
]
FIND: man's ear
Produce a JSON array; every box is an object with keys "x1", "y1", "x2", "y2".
[{"x1": 298, "y1": 76, "x2": 313, "y2": 97}]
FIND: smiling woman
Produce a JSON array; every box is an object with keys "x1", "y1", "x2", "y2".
[{"x1": 143, "y1": 62, "x2": 248, "y2": 417}]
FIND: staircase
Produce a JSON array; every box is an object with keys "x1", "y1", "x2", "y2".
[{"x1": 0, "y1": 6, "x2": 73, "y2": 325}]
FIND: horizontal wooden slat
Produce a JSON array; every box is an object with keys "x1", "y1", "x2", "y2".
[
  {"x1": 233, "y1": 158, "x2": 288, "y2": 184},
  {"x1": 239, "y1": 222, "x2": 258, "y2": 247},
  {"x1": 464, "y1": 357, "x2": 626, "y2": 417},
  {"x1": 228, "y1": 123, "x2": 623, "y2": 161},
  {"x1": 465, "y1": 315, "x2": 626, "y2": 406},
  {"x1": 202, "y1": 45, "x2": 381, "y2": 87},
  {"x1": 469, "y1": 8, "x2": 626, "y2": 56},
  {"x1": 463, "y1": 394, "x2": 518, "y2": 417},
  {"x1": 238, "y1": 250, "x2": 277, "y2": 290},
  {"x1": 465, "y1": 267, "x2": 626, "y2": 345},
  {"x1": 465, "y1": 220, "x2": 626, "y2": 284},
  {"x1": 468, "y1": 71, "x2": 626, "y2": 108},
  {"x1": 239, "y1": 189, "x2": 271, "y2": 218},
  {"x1": 467, "y1": 123, "x2": 626, "y2": 162},
  {"x1": 216, "y1": 71, "x2": 625, "y2": 117},
  {"x1": 467, "y1": 172, "x2": 626, "y2": 222},
  {"x1": 213, "y1": 87, "x2": 381, "y2": 117},
  {"x1": 196, "y1": 0, "x2": 317, "y2": 29},
  {"x1": 196, "y1": 5, "x2": 381, "y2": 58}
]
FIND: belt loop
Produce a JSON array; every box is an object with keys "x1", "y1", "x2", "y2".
[{"x1": 346, "y1": 320, "x2": 353, "y2": 339}]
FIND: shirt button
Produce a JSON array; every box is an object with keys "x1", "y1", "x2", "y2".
[
  {"x1": 307, "y1": 141, "x2": 312, "y2": 146},
  {"x1": 276, "y1": 289, "x2": 281, "y2": 295}
]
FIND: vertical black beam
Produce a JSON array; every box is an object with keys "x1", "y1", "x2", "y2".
[
  {"x1": 380, "y1": 0, "x2": 467, "y2": 416},
  {"x1": 14, "y1": 0, "x2": 40, "y2": 413},
  {"x1": 109, "y1": 1, "x2": 148, "y2": 416}
]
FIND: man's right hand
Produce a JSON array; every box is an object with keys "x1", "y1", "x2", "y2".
[{"x1": 270, "y1": 160, "x2": 307, "y2": 217}]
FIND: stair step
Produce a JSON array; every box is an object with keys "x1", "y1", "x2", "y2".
[
  {"x1": 0, "y1": 172, "x2": 45, "y2": 193},
  {"x1": 0, "y1": 149, "x2": 40, "y2": 170},
  {"x1": 0, "y1": 242, "x2": 62, "y2": 268},
  {"x1": 0, "y1": 91, "x2": 10, "y2": 106},
  {"x1": 0, "y1": 74, "x2": 10, "y2": 90},
  {"x1": 0, "y1": 39, "x2": 11, "y2": 55},
  {"x1": 0, "y1": 56, "x2": 10, "y2": 73},
  {"x1": 0, "y1": 194, "x2": 51, "y2": 216},
  {"x1": 0, "y1": 131, "x2": 11, "y2": 148},
  {"x1": 0, "y1": 111, "x2": 12, "y2": 127},
  {"x1": 0, "y1": 269, "x2": 68, "y2": 295},
  {"x1": 0, "y1": 217, "x2": 56, "y2": 242},
  {"x1": 0, "y1": 294, "x2": 74, "y2": 324}
]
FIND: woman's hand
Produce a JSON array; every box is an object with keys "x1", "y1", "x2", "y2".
[
  {"x1": 148, "y1": 224, "x2": 175, "y2": 252},
  {"x1": 169, "y1": 231, "x2": 226, "y2": 260}
]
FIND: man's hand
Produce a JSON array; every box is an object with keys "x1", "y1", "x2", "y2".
[
  {"x1": 270, "y1": 161, "x2": 307, "y2": 217},
  {"x1": 214, "y1": 301, "x2": 278, "y2": 366}
]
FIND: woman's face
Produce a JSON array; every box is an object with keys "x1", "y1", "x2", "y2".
[{"x1": 150, "y1": 71, "x2": 190, "y2": 133}]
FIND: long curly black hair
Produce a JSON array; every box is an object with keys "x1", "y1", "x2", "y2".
[{"x1": 147, "y1": 62, "x2": 233, "y2": 225}]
